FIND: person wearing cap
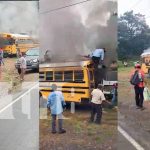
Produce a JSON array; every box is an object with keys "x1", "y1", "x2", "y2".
[
  {"x1": 90, "y1": 84, "x2": 106, "y2": 124},
  {"x1": 130, "y1": 64, "x2": 145, "y2": 110},
  {"x1": 90, "y1": 47, "x2": 106, "y2": 68},
  {"x1": 47, "y1": 84, "x2": 66, "y2": 134}
]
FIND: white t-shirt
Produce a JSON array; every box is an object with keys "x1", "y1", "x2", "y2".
[
  {"x1": 91, "y1": 89, "x2": 106, "y2": 104},
  {"x1": 19, "y1": 57, "x2": 26, "y2": 69}
]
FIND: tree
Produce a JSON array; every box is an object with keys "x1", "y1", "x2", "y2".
[{"x1": 118, "y1": 11, "x2": 150, "y2": 60}]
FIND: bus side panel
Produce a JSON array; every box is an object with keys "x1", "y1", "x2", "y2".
[
  {"x1": 40, "y1": 66, "x2": 92, "y2": 103},
  {"x1": 11, "y1": 45, "x2": 17, "y2": 55}
]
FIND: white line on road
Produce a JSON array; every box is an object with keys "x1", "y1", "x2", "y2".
[
  {"x1": 0, "y1": 83, "x2": 39, "y2": 114},
  {"x1": 118, "y1": 126, "x2": 145, "y2": 150}
]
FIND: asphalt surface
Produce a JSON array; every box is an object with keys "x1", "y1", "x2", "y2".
[
  {"x1": 0, "y1": 83, "x2": 39, "y2": 150},
  {"x1": 0, "y1": 81, "x2": 147, "y2": 150},
  {"x1": 118, "y1": 132, "x2": 137, "y2": 150}
]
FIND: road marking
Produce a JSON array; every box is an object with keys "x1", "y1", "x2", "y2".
[
  {"x1": 0, "y1": 83, "x2": 39, "y2": 114},
  {"x1": 118, "y1": 126, "x2": 145, "y2": 150}
]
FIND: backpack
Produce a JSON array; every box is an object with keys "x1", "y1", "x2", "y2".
[{"x1": 130, "y1": 70, "x2": 142, "y2": 85}]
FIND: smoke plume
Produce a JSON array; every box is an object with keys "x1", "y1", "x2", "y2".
[
  {"x1": 0, "y1": 1, "x2": 39, "y2": 37},
  {"x1": 40, "y1": 0, "x2": 117, "y2": 65}
]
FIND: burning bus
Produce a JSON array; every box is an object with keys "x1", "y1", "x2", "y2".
[
  {"x1": 39, "y1": 54, "x2": 117, "y2": 103},
  {"x1": 39, "y1": 0, "x2": 117, "y2": 103}
]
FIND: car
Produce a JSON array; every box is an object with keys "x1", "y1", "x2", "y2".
[{"x1": 15, "y1": 47, "x2": 39, "y2": 72}]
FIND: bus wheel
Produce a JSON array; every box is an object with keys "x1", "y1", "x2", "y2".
[{"x1": 3, "y1": 53, "x2": 8, "y2": 58}]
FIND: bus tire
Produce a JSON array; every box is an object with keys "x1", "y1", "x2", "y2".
[{"x1": 3, "y1": 53, "x2": 8, "y2": 58}]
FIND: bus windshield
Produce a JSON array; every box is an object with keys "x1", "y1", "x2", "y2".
[{"x1": 0, "y1": 37, "x2": 15, "y2": 46}]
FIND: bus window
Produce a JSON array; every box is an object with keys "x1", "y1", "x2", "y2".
[
  {"x1": 17, "y1": 39, "x2": 33, "y2": 44},
  {"x1": 54, "y1": 71, "x2": 63, "y2": 81},
  {"x1": 0, "y1": 37, "x2": 14, "y2": 46},
  {"x1": 64, "y1": 71, "x2": 73, "y2": 81},
  {"x1": 89, "y1": 71, "x2": 94, "y2": 81},
  {"x1": 39, "y1": 72, "x2": 45, "y2": 80},
  {"x1": 74, "y1": 70, "x2": 83, "y2": 82},
  {"x1": 9, "y1": 38, "x2": 15, "y2": 44},
  {"x1": 46, "y1": 71, "x2": 53, "y2": 81}
]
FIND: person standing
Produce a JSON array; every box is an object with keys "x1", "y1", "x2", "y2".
[
  {"x1": 0, "y1": 47, "x2": 4, "y2": 65},
  {"x1": 18, "y1": 52, "x2": 26, "y2": 81},
  {"x1": 90, "y1": 84, "x2": 106, "y2": 124},
  {"x1": 47, "y1": 84, "x2": 66, "y2": 134},
  {"x1": 130, "y1": 64, "x2": 145, "y2": 110},
  {"x1": 0, "y1": 47, "x2": 4, "y2": 80}
]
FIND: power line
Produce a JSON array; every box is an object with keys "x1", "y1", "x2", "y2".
[{"x1": 40, "y1": 0, "x2": 93, "y2": 15}]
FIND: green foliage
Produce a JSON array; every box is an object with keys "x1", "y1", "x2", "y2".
[{"x1": 118, "y1": 11, "x2": 150, "y2": 60}]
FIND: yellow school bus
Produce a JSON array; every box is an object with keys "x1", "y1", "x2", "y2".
[
  {"x1": 39, "y1": 61, "x2": 95, "y2": 103},
  {"x1": 141, "y1": 51, "x2": 150, "y2": 74},
  {"x1": 0, "y1": 33, "x2": 38, "y2": 57}
]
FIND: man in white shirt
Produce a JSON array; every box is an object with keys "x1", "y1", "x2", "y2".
[
  {"x1": 90, "y1": 84, "x2": 106, "y2": 124},
  {"x1": 18, "y1": 53, "x2": 26, "y2": 81}
]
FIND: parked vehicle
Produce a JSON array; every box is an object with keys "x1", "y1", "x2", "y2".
[{"x1": 15, "y1": 47, "x2": 39, "y2": 72}]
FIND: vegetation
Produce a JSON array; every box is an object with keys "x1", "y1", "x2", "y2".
[{"x1": 118, "y1": 11, "x2": 150, "y2": 60}]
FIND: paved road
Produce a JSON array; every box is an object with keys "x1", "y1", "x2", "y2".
[
  {"x1": 0, "y1": 83, "x2": 39, "y2": 150},
  {"x1": 118, "y1": 132, "x2": 137, "y2": 150}
]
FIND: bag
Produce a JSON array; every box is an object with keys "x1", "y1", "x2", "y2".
[
  {"x1": 143, "y1": 87, "x2": 150, "y2": 101},
  {"x1": 130, "y1": 70, "x2": 141, "y2": 85}
]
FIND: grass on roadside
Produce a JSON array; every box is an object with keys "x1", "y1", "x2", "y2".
[{"x1": 40, "y1": 108, "x2": 117, "y2": 147}]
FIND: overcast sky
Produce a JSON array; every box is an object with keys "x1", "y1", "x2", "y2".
[{"x1": 118, "y1": 0, "x2": 150, "y2": 26}]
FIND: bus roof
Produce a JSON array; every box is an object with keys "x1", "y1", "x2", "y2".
[
  {"x1": 141, "y1": 51, "x2": 150, "y2": 57},
  {"x1": 141, "y1": 48, "x2": 150, "y2": 57},
  {"x1": 0, "y1": 33, "x2": 30, "y2": 38},
  {"x1": 40, "y1": 60, "x2": 92, "y2": 68}
]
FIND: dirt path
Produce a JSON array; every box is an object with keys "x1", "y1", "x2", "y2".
[
  {"x1": 0, "y1": 58, "x2": 38, "y2": 95},
  {"x1": 40, "y1": 105, "x2": 117, "y2": 150},
  {"x1": 118, "y1": 66, "x2": 150, "y2": 149}
]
